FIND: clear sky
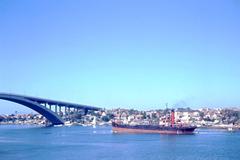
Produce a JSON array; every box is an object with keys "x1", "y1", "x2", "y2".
[{"x1": 0, "y1": 0, "x2": 240, "y2": 113}]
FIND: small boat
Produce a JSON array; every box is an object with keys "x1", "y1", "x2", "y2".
[
  {"x1": 92, "y1": 116, "x2": 96, "y2": 128},
  {"x1": 64, "y1": 121, "x2": 73, "y2": 126}
]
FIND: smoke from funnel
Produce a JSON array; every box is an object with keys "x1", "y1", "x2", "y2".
[{"x1": 173, "y1": 100, "x2": 187, "y2": 108}]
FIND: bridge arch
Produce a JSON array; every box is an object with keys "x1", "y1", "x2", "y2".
[{"x1": 0, "y1": 94, "x2": 64, "y2": 125}]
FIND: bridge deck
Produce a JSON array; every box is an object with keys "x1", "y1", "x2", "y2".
[{"x1": 0, "y1": 93, "x2": 101, "y2": 111}]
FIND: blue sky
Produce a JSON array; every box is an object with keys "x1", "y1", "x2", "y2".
[{"x1": 0, "y1": 0, "x2": 240, "y2": 113}]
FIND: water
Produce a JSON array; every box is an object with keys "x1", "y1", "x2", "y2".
[{"x1": 0, "y1": 125, "x2": 239, "y2": 160}]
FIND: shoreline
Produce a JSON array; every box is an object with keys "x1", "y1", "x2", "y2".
[
  {"x1": 199, "y1": 126, "x2": 240, "y2": 130},
  {"x1": 1, "y1": 123, "x2": 240, "y2": 131}
]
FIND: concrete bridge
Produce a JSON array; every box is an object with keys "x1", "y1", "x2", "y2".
[{"x1": 0, "y1": 93, "x2": 101, "y2": 125}]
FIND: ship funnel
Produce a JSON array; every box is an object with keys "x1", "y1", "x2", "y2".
[{"x1": 171, "y1": 109, "x2": 175, "y2": 126}]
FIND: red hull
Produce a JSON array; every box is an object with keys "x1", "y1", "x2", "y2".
[
  {"x1": 112, "y1": 127, "x2": 195, "y2": 134},
  {"x1": 112, "y1": 122, "x2": 196, "y2": 135}
]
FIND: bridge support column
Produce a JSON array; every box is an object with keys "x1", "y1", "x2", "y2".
[
  {"x1": 59, "y1": 106, "x2": 61, "y2": 113},
  {"x1": 84, "y1": 109, "x2": 88, "y2": 115},
  {"x1": 55, "y1": 105, "x2": 57, "y2": 113},
  {"x1": 73, "y1": 108, "x2": 76, "y2": 113},
  {"x1": 65, "y1": 107, "x2": 67, "y2": 115}
]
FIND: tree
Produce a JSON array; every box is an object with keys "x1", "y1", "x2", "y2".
[{"x1": 101, "y1": 116, "x2": 110, "y2": 122}]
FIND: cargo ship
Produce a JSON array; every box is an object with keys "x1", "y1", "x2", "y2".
[{"x1": 112, "y1": 110, "x2": 197, "y2": 134}]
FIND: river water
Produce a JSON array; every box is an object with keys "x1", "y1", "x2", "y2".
[{"x1": 0, "y1": 125, "x2": 239, "y2": 160}]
